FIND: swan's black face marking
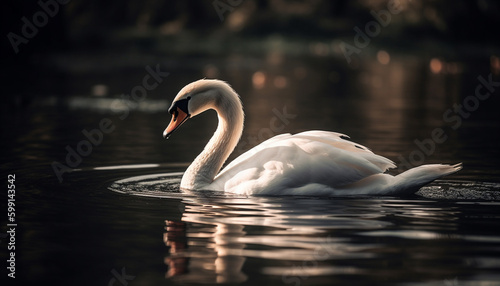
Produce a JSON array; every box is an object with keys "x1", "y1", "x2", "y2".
[
  {"x1": 168, "y1": 96, "x2": 191, "y2": 118},
  {"x1": 164, "y1": 96, "x2": 191, "y2": 139}
]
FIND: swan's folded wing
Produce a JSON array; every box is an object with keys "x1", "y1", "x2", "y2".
[
  {"x1": 294, "y1": 131, "x2": 396, "y2": 171},
  {"x1": 213, "y1": 131, "x2": 395, "y2": 195},
  {"x1": 217, "y1": 133, "x2": 293, "y2": 175}
]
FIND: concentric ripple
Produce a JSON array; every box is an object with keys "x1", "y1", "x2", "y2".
[
  {"x1": 108, "y1": 172, "x2": 246, "y2": 199},
  {"x1": 108, "y1": 172, "x2": 185, "y2": 198}
]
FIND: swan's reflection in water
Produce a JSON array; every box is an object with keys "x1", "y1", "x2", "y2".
[
  {"x1": 161, "y1": 192, "x2": 500, "y2": 285},
  {"x1": 164, "y1": 218, "x2": 247, "y2": 284},
  {"x1": 162, "y1": 195, "x2": 394, "y2": 284},
  {"x1": 211, "y1": 224, "x2": 247, "y2": 283},
  {"x1": 164, "y1": 221, "x2": 188, "y2": 278}
]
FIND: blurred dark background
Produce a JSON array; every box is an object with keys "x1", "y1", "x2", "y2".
[{"x1": 3, "y1": 0, "x2": 500, "y2": 99}]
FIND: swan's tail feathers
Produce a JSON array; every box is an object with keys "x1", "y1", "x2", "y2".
[{"x1": 389, "y1": 163, "x2": 463, "y2": 196}]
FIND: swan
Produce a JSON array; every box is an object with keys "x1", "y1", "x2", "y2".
[{"x1": 163, "y1": 79, "x2": 462, "y2": 196}]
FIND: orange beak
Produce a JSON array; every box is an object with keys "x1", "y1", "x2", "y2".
[{"x1": 163, "y1": 107, "x2": 190, "y2": 139}]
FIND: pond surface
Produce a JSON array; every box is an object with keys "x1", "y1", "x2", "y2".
[{"x1": 2, "y1": 48, "x2": 500, "y2": 285}]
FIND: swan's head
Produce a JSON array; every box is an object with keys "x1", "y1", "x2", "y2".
[{"x1": 163, "y1": 79, "x2": 238, "y2": 139}]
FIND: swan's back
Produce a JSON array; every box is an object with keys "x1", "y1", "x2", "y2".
[{"x1": 210, "y1": 131, "x2": 397, "y2": 195}]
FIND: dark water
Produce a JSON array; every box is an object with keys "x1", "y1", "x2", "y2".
[{"x1": 2, "y1": 49, "x2": 500, "y2": 285}]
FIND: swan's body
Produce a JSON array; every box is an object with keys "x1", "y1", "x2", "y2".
[{"x1": 164, "y1": 79, "x2": 461, "y2": 196}]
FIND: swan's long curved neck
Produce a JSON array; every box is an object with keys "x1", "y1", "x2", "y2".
[{"x1": 180, "y1": 89, "x2": 244, "y2": 190}]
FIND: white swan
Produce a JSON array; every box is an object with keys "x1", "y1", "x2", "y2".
[{"x1": 163, "y1": 79, "x2": 462, "y2": 196}]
